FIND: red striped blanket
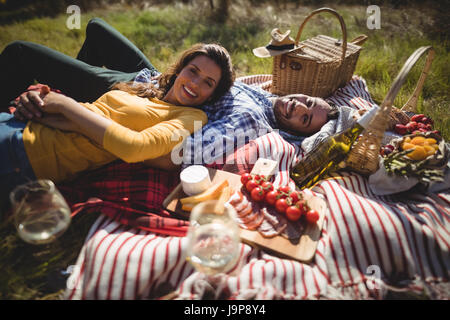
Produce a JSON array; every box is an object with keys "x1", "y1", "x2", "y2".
[{"x1": 63, "y1": 76, "x2": 449, "y2": 300}]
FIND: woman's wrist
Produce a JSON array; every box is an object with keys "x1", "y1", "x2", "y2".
[
  {"x1": 57, "y1": 95, "x2": 81, "y2": 115},
  {"x1": 55, "y1": 96, "x2": 111, "y2": 146}
]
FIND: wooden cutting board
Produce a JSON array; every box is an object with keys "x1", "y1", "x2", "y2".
[
  {"x1": 239, "y1": 193, "x2": 326, "y2": 263},
  {"x1": 163, "y1": 168, "x2": 243, "y2": 220},
  {"x1": 162, "y1": 168, "x2": 326, "y2": 263}
]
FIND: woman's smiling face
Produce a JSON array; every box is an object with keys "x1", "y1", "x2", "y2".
[
  {"x1": 273, "y1": 94, "x2": 332, "y2": 135},
  {"x1": 164, "y1": 55, "x2": 222, "y2": 106}
]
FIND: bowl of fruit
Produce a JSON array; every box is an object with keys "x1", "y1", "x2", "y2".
[{"x1": 381, "y1": 131, "x2": 448, "y2": 184}]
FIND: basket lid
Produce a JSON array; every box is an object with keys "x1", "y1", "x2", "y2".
[{"x1": 288, "y1": 35, "x2": 362, "y2": 63}]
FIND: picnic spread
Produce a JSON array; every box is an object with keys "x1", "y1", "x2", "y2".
[{"x1": 57, "y1": 75, "x2": 449, "y2": 300}]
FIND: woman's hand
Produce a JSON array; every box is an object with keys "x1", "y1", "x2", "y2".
[
  {"x1": 33, "y1": 113, "x2": 80, "y2": 132},
  {"x1": 41, "y1": 91, "x2": 75, "y2": 114},
  {"x1": 14, "y1": 89, "x2": 46, "y2": 121},
  {"x1": 13, "y1": 85, "x2": 69, "y2": 120},
  {"x1": 13, "y1": 86, "x2": 81, "y2": 133},
  {"x1": 15, "y1": 86, "x2": 110, "y2": 145}
]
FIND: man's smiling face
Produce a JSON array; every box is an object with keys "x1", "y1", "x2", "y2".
[{"x1": 273, "y1": 94, "x2": 332, "y2": 135}]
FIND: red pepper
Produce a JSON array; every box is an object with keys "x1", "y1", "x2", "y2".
[
  {"x1": 411, "y1": 114, "x2": 425, "y2": 123},
  {"x1": 394, "y1": 124, "x2": 408, "y2": 135}
]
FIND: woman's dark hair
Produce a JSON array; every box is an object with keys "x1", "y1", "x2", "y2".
[
  {"x1": 113, "y1": 43, "x2": 235, "y2": 104},
  {"x1": 326, "y1": 102, "x2": 340, "y2": 120}
]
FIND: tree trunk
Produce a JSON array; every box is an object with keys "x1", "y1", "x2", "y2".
[{"x1": 216, "y1": 0, "x2": 229, "y2": 23}]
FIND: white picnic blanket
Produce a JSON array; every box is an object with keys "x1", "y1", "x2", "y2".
[{"x1": 64, "y1": 76, "x2": 450, "y2": 300}]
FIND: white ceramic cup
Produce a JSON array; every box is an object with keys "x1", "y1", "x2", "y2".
[{"x1": 180, "y1": 165, "x2": 212, "y2": 196}]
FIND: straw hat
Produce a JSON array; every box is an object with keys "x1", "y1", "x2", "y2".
[{"x1": 253, "y1": 28, "x2": 296, "y2": 58}]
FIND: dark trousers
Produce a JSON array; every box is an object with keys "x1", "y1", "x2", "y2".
[
  {"x1": 0, "y1": 113, "x2": 36, "y2": 216},
  {"x1": 0, "y1": 17, "x2": 157, "y2": 108}
]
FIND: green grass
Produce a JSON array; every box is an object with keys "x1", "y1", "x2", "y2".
[
  {"x1": 0, "y1": 211, "x2": 100, "y2": 299},
  {"x1": 0, "y1": 1, "x2": 448, "y2": 300}
]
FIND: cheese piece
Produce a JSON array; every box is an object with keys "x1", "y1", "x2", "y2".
[
  {"x1": 250, "y1": 158, "x2": 279, "y2": 177},
  {"x1": 180, "y1": 165, "x2": 212, "y2": 196}
]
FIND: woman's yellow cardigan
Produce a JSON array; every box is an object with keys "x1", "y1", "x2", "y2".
[{"x1": 22, "y1": 90, "x2": 207, "y2": 182}]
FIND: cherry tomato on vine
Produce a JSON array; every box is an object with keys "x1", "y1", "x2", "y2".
[
  {"x1": 289, "y1": 191, "x2": 301, "y2": 203},
  {"x1": 246, "y1": 180, "x2": 259, "y2": 192},
  {"x1": 264, "y1": 190, "x2": 279, "y2": 206},
  {"x1": 250, "y1": 187, "x2": 265, "y2": 202},
  {"x1": 306, "y1": 209, "x2": 320, "y2": 224},
  {"x1": 279, "y1": 186, "x2": 291, "y2": 194},
  {"x1": 275, "y1": 198, "x2": 289, "y2": 214},
  {"x1": 278, "y1": 193, "x2": 288, "y2": 199},
  {"x1": 286, "y1": 206, "x2": 302, "y2": 221},
  {"x1": 260, "y1": 181, "x2": 274, "y2": 192},
  {"x1": 240, "y1": 173, "x2": 252, "y2": 185},
  {"x1": 295, "y1": 200, "x2": 307, "y2": 215}
]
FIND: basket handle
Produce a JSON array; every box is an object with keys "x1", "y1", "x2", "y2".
[
  {"x1": 400, "y1": 47, "x2": 435, "y2": 113},
  {"x1": 294, "y1": 7, "x2": 347, "y2": 63},
  {"x1": 350, "y1": 34, "x2": 368, "y2": 46},
  {"x1": 381, "y1": 46, "x2": 435, "y2": 114}
]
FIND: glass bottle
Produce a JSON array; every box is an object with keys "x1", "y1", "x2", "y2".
[{"x1": 290, "y1": 106, "x2": 379, "y2": 189}]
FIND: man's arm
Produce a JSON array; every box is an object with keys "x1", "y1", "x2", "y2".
[{"x1": 181, "y1": 111, "x2": 270, "y2": 167}]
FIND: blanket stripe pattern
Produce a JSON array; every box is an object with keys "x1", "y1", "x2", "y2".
[{"x1": 64, "y1": 76, "x2": 449, "y2": 299}]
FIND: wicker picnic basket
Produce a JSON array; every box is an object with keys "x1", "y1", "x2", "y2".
[
  {"x1": 345, "y1": 46, "x2": 436, "y2": 175},
  {"x1": 271, "y1": 7, "x2": 367, "y2": 98}
]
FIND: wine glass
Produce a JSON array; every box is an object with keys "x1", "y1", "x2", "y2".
[
  {"x1": 10, "y1": 179, "x2": 72, "y2": 245},
  {"x1": 186, "y1": 200, "x2": 241, "y2": 299},
  {"x1": 186, "y1": 200, "x2": 240, "y2": 275}
]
